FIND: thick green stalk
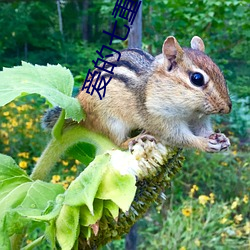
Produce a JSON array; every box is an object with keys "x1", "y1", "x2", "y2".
[{"x1": 30, "y1": 126, "x2": 118, "y2": 181}]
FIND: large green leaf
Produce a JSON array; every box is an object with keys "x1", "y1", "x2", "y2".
[
  {"x1": 63, "y1": 154, "x2": 111, "y2": 213},
  {"x1": 56, "y1": 205, "x2": 80, "y2": 250},
  {"x1": 0, "y1": 62, "x2": 85, "y2": 121},
  {"x1": 0, "y1": 154, "x2": 65, "y2": 248},
  {"x1": 96, "y1": 167, "x2": 136, "y2": 212}
]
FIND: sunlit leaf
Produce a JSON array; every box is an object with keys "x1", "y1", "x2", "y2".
[{"x1": 0, "y1": 62, "x2": 85, "y2": 121}]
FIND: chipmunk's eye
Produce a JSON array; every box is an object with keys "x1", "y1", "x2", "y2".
[{"x1": 190, "y1": 72, "x2": 204, "y2": 87}]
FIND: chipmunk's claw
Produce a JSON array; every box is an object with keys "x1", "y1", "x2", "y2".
[
  {"x1": 208, "y1": 133, "x2": 230, "y2": 152},
  {"x1": 129, "y1": 134, "x2": 156, "y2": 152}
]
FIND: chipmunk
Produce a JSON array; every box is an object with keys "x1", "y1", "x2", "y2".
[{"x1": 43, "y1": 36, "x2": 232, "y2": 153}]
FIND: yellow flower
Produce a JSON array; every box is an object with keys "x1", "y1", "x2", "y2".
[
  {"x1": 244, "y1": 221, "x2": 250, "y2": 234},
  {"x1": 18, "y1": 152, "x2": 29, "y2": 159},
  {"x1": 220, "y1": 218, "x2": 228, "y2": 224},
  {"x1": 19, "y1": 161, "x2": 28, "y2": 169},
  {"x1": 236, "y1": 230, "x2": 243, "y2": 237},
  {"x1": 182, "y1": 207, "x2": 192, "y2": 217},
  {"x1": 221, "y1": 232, "x2": 227, "y2": 238},
  {"x1": 66, "y1": 176, "x2": 75, "y2": 182},
  {"x1": 51, "y1": 175, "x2": 61, "y2": 183},
  {"x1": 26, "y1": 121, "x2": 33, "y2": 129},
  {"x1": 0, "y1": 130, "x2": 8, "y2": 138},
  {"x1": 62, "y1": 160, "x2": 69, "y2": 166},
  {"x1": 9, "y1": 103, "x2": 16, "y2": 108},
  {"x1": 198, "y1": 195, "x2": 210, "y2": 206},
  {"x1": 75, "y1": 159, "x2": 81, "y2": 165},
  {"x1": 231, "y1": 198, "x2": 240, "y2": 209},
  {"x1": 3, "y1": 138, "x2": 9, "y2": 145},
  {"x1": 63, "y1": 182, "x2": 69, "y2": 189},
  {"x1": 179, "y1": 247, "x2": 186, "y2": 250},
  {"x1": 234, "y1": 214, "x2": 243, "y2": 224},
  {"x1": 243, "y1": 195, "x2": 248, "y2": 204},
  {"x1": 221, "y1": 162, "x2": 228, "y2": 167},
  {"x1": 70, "y1": 165, "x2": 77, "y2": 172},
  {"x1": 194, "y1": 238, "x2": 201, "y2": 247},
  {"x1": 189, "y1": 184, "x2": 199, "y2": 197},
  {"x1": 3, "y1": 111, "x2": 9, "y2": 116},
  {"x1": 232, "y1": 150, "x2": 237, "y2": 156},
  {"x1": 32, "y1": 157, "x2": 39, "y2": 163},
  {"x1": 11, "y1": 120, "x2": 18, "y2": 127},
  {"x1": 209, "y1": 193, "x2": 215, "y2": 204}
]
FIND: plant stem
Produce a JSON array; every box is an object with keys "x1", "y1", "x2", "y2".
[{"x1": 30, "y1": 126, "x2": 118, "y2": 181}]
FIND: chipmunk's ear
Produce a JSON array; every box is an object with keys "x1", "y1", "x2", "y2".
[
  {"x1": 191, "y1": 36, "x2": 205, "y2": 52},
  {"x1": 162, "y1": 36, "x2": 184, "y2": 64}
]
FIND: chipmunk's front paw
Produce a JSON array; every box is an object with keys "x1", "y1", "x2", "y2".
[{"x1": 206, "y1": 133, "x2": 230, "y2": 152}]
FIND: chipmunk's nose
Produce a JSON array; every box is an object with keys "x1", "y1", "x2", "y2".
[{"x1": 219, "y1": 101, "x2": 232, "y2": 114}]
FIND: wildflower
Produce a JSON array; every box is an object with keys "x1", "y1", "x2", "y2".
[
  {"x1": 62, "y1": 160, "x2": 69, "y2": 166},
  {"x1": 3, "y1": 111, "x2": 9, "y2": 116},
  {"x1": 18, "y1": 152, "x2": 29, "y2": 159},
  {"x1": 236, "y1": 229, "x2": 243, "y2": 237},
  {"x1": 9, "y1": 103, "x2": 16, "y2": 108},
  {"x1": 209, "y1": 193, "x2": 215, "y2": 204},
  {"x1": 182, "y1": 207, "x2": 192, "y2": 217},
  {"x1": 179, "y1": 247, "x2": 186, "y2": 250},
  {"x1": 194, "y1": 238, "x2": 201, "y2": 247},
  {"x1": 71, "y1": 165, "x2": 77, "y2": 172},
  {"x1": 198, "y1": 195, "x2": 210, "y2": 206},
  {"x1": 220, "y1": 217, "x2": 228, "y2": 224},
  {"x1": 234, "y1": 214, "x2": 243, "y2": 224},
  {"x1": 63, "y1": 182, "x2": 69, "y2": 189},
  {"x1": 231, "y1": 197, "x2": 240, "y2": 209},
  {"x1": 232, "y1": 150, "x2": 237, "y2": 156},
  {"x1": 19, "y1": 161, "x2": 28, "y2": 169},
  {"x1": 244, "y1": 221, "x2": 250, "y2": 234},
  {"x1": 243, "y1": 195, "x2": 248, "y2": 204},
  {"x1": 26, "y1": 121, "x2": 33, "y2": 129},
  {"x1": 32, "y1": 157, "x2": 39, "y2": 163},
  {"x1": 0, "y1": 130, "x2": 8, "y2": 138},
  {"x1": 11, "y1": 120, "x2": 18, "y2": 127},
  {"x1": 51, "y1": 175, "x2": 61, "y2": 183},
  {"x1": 221, "y1": 162, "x2": 228, "y2": 167},
  {"x1": 66, "y1": 176, "x2": 75, "y2": 182},
  {"x1": 189, "y1": 184, "x2": 199, "y2": 197},
  {"x1": 3, "y1": 139, "x2": 9, "y2": 145},
  {"x1": 75, "y1": 159, "x2": 81, "y2": 165}
]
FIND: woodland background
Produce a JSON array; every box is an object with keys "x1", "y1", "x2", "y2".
[{"x1": 0, "y1": 0, "x2": 249, "y2": 249}]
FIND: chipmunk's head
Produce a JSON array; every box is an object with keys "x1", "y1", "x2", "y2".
[{"x1": 152, "y1": 36, "x2": 232, "y2": 116}]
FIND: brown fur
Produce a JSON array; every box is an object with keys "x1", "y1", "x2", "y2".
[{"x1": 76, "y1": 36, "x2": 232, "y2": 152}]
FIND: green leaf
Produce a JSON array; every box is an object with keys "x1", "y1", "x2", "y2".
[
  {"x1": 103, "y1": 200, "x2": 119, "y2": 219},
  {"x1": 56, "y1": 205, "x2": 80, "y2": 250},
  {"x1": 0, "y1": 176, "x2": 32, "y2": 201},
  {"x1": 64, "y1": 154, "x2": 111, "y2": 213},
  {"x1": 65, "y1": 142, "x2": 96, "y2": 165},
  {"x1": 80, "y1": 199, "x2": 103, "y2": 227},
  {"x1": 0, "y1": 62, "x2": 85, "y2": 122},
  {"x1": 96, "y1": 167, "x2": 136, "y2": 212},
  {"x1": 20, "y1": 181, "x2": 64, "y2": 213},
  {"x1": 0, "y1": 154, "x2": 30, "y2": 181}
]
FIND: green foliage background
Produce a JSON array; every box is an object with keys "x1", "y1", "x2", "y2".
[{"x1": 0, "y1": 0, "x2": 249, "y2": 249}]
